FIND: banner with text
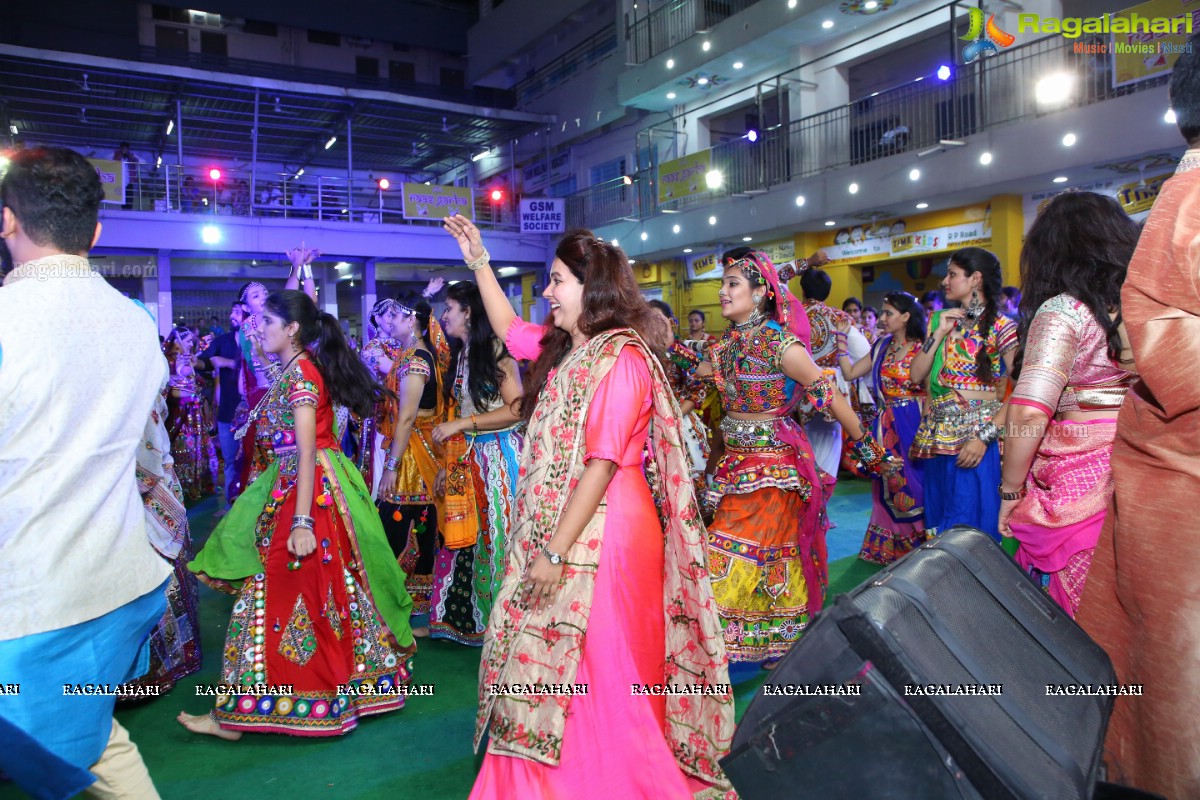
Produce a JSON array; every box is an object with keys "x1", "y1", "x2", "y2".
[
  {"x1": 658, "y1": 150, "x2": 712, "y2": 205},
  {"x1": 1111, "y1": 0, "x2": 1200, "y2": 87},
  {"x1": 401, "y1": 183, "x2": 474, "y2": 220},
  {"x1": 519, "y1": 198, "x2": 565, "y2": 233},
  {"x1": 820, "y1": 206, "x2": 992, "y2": 264},
  {"x1": 522, "y1": 150, "x2": 572, "y2": 193},
  {"x1": 686, "y1": 250, "x2": 722, "y2": 281},
  {"x1": 1023, "y1": 173, "x2": 1167, "y2": 230},
  {"x1": 89, "y1": 158, "x2": 125, "y2": 204}
]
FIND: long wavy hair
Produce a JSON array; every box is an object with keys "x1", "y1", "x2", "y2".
[
  {"x1": 265, "y1": 290, "x2": 390, "y2": 418},
  {"x1": 1016, "y1": 191, "x2": 1137, "y2": 376},
  {"x1": 519, "y1": 229, "x2": 661, "y2": 424},
  {"x1": 948, "y1": 247, "x2": 1004, "y2": 384},
  {"x1": 443, "y1": 281, "x2": 509, "y2": 410}
]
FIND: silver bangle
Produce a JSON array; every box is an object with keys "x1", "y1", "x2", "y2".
[
  {"x1": 384, "y1": 456, "x2": 401, "y2": 471},
  {"x1": 975, "y1": 421, "x2": 1001, "y2": 445},
  {"x1": 466, "y1": 247, "x2": 491, "y2": 272},
  {"x1": 291, "y1": 514, "x2": 315, "y2": 530}
]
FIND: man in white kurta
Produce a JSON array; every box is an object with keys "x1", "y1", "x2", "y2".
[{"x1": 0, "y1": 146, "x2": 171, "y2": 798}]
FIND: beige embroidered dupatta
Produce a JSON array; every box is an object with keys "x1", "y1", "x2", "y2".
[{"x1": 474, "y1": 328, "x2": 734, "y2": 789}]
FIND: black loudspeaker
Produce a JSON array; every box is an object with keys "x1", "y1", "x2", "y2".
[{"x1": 722, "y1": 526, "x2": 1123, "y2": 800}]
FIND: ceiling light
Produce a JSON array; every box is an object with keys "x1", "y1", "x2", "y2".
[
  {"x1": 702, "y1": 41, "x2": 711, "y2": 51},
  {"x1": 1035, "y1": 73, "x2": 1075, "y2": 105},
  {"x1": 165, "y1": 119, "x2": 174, "y2": 136},
  {"x1": 641, "y1": 231, "x2": 649, "y2": 241},
  {"x1": 705, "y1": 170, "x2": 723, "y2": 189},
  {"x1": 201, "y1": 225, "x2": 221, "y2": 244},
  {"x1": 498, "y1": 267, "x2": 518, "y2": 277},
  {"x1": 672, "y1": 224, "x2": 681, "y2": 233},
  {"x1": 335, "y1": 262, "x2": 350, "y2": 270},
  {"x1": 821, "y1": 19, "x2": 833, "y2": 28},
  {"x1": 733, "y1": 61, "x2": 744, "y2": 69},
  {"x1": 697, "y1": 76, "x2": 709, "y2": 86},
  {"x1": 629, "y1": 259, "x2": 637, "y2": 264},
  {"x1": 1062, "y1": 132, "x2": 1076, "y2": 146},
  {"x1": 916, "y1": 202, "x2": 929, "y2": 209},
  {"x1": 825, "y1": 220, "x2": 836, "y2": 226},
  {"x1": 937, "y1": 65, "x2": 952, "y2": 81},
  {"x1": 909, "y1": 168, "x2": 920, "y2": 181},
  {"x1": 622, "y1": 174, "x2": 633, "y2": 185},
  {"x1": 795, "y1": 194, "x2": 806, "y2": 206},
  {"x1": 324, "y1": 135, "x2": 338, "y2": 150},
  {"x1": 472, "y1": 149, "x2": 491, "y2": 162},
  {"x1": 1164, "y1": 108, "x2": 1178, "y2": 124},
  {"x1": 865, "y1": 0, "x2": 878, "y2": 8},
  {"x1": 745, "y1": 129, "x2": 758, "y2": 142},
  {"x1": 295, "y1": 168, "x2": 305, "y2": 177},
  {"x1": 788, "y1": 0, "x2": 798, "y2": 7},
  {"x1": 848, "y1": 182, "x2": 859, "y2": 194},
  {"x1": 742, "y1": 236, "x2": 752, "y2": 242},
  {"x1": 708, "y1": 215, "x2": 718, "y2": 225},
  {"x1": 1053, "y1": 175, "x2": 1069, "y2": 183},
  {"x1": 155, "y1": 155, "x2": 162, "y2": 168},
  {"x1": 611, "y1": 239, "x2": 619, "y2": 247},
  {"x1": 667, "y1": 58, "x2": 675, "y2": 69},
  {"x1": 683, "y1": 248, "x2": 693, "y2": 253},
  {"x1": 979, "y1": 151, "x2": 993, "y2": 165},
  {"x1": 667, "y1": 92, "x2": 677, "y2": 99}
]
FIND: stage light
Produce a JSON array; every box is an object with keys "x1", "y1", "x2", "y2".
[
  {"x1": 201, "y1": 225, "x2": 221, "y2": 244},
  {"x1": 208, "y1": 168, "x2": 221, "y2": 181}
]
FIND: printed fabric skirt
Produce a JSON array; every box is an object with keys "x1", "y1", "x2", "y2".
[
  {"x1": 1010, "y1": 419, "x2": 1117, "y2": 618},
  {"x1": 377, "y1": 417, "x2": 442, "y2": 622},
  {"x1": 705, "y1": 416, "x2": 833, "y2": 664},
  {"x1": 430, "y1": 424, "x2": 524, "y2": 646},
  {"x1": 190, "y1": 448, "x2": 415, "y2": 736},
  {"x1": 167, "y1": 393, "x2": 219, "y2": 503},
  {"x1": 911, "y1": 393, "x2": 1003, "y2": 540},
  {"x1": 859, "y1": 397, "x2": 928, "y2": 564},
  {"x1": 120, "y1": 540, "x2": 203, "y2": 696},
  {"x1": 235, "y1": 386, "x2": 275, "y2": 500}
]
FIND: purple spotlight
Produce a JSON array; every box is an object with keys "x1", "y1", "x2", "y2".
[
  {"x1": 937, "y1": 65, "x2": 952, "y2": 81},
  {"x1": 746, "y1": 129, "x2": 759, "y2": 142}
]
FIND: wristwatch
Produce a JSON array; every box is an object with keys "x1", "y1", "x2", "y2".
[
  {"x1": 999, "y1": 483, "x2": 1027, "y2": 501},
  {"x1": 542, "y1": 546, "x2": 564, "y2": 565}
]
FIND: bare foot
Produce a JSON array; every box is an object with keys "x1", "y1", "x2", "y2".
[
  {"x1": 177, "y1": 711, "x2": 243, "y2": 741},
  {"x1": 411, "y1": 626, "x2": 430, "y2": 638}
]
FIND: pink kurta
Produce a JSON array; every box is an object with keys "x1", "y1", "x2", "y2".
[{"x1": 470, "y1": 319, "x2": 712, "y2": 799}]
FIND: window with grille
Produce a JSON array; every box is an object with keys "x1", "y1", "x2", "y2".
[{"x1": 590, "y1": 157, "x2": 626, "y2": 186}]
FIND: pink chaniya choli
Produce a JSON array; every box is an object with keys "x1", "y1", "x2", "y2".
[
  {"x1": 1007, "y1": 294, "x2": 1134, "y2": 616},
  {"x1": 470, "y1": 318, "x2": 730, "y2": 800}
]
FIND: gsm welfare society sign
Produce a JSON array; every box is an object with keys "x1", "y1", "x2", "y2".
[{"x1": 519, "y1": 198, "x2": 565, "y2": 233}]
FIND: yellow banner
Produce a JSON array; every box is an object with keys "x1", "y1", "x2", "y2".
[
  {"x1": 401, "y1": 183, "x2": 474, "y2": 220},
  {"x1": 88, "y1": 158, "x2": 125, "y2": 203},
  {"x1": 816, "y1": 205, "x2": 992, "y2": 264},
  {"x1": 657, "y1": 150, "x2": 712, "y2": 205},
  {"x1": 1114, "y1": 172, "x2": 1170, "y2": 214},
  {"x1": 686, "y1": 251, "x2": 722, "y2": 281},
  {"x1": 1112, "y1": 0, "x2": 1199, "y2": 87}
]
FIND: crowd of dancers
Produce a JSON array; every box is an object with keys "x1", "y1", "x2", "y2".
[{"x1": 6, "y1": 42, "x2": 1200, "y2": 800}]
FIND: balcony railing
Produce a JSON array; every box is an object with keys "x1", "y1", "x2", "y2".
[
  {"x1": 112, "y1": 164, "x2": 518, "y2": 229},
  {"x1": 514, "y1": 26, "x2": 619, "y2": 107},
  {"x1": 626, "y1": 0, "x2": 763, "y2": 65},
  {"x1": 570, "y1": 33, "x2": 1168, "y2": 229}
]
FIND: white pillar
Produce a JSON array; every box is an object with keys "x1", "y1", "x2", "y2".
[
  {"x1": 361, "y1": 258, "x2": 377, "y2": 344},
  {"x1": 156, "y1": 249, "x2": 173, "y2": 336}
]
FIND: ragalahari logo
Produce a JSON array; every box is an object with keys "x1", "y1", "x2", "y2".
[{"x1": 960, "y1": 8, "x2": 1016, "y2": 63}]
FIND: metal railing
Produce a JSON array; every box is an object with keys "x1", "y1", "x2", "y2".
[
  {"x1": 514, "y1": 26, "x2": 619, "y2": 106},
  {"x1": 626, "y1": 0, "x2": 763, "y2": 65},
  {"x1": 138, "y1": 46, "x2": 517, "y2": 109},
  {"x1": 569, "y1": 33, "x2": 1169, "y2": 229},
  {"x1": 114, "y1": 164, "x2": 518, "y2": 229}
]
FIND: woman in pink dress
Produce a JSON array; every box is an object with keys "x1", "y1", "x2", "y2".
[
  {"x1": 442, "y1": 215, "x2": 735, "y2": 799},
  {"x1": 998, "y1": 192, "x2": 1138, "y2": 617}
]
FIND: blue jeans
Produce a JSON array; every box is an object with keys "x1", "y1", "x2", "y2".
[{"x1": 217, "y1": 421, "x2": 238, "y2": 508}]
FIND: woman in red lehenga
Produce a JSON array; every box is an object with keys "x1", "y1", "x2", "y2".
[
  {"x1": 179, "y1": 290, "x2": 414, "y2": 739},
  {"x1": 443, "y1": 215, "x2": 735, "y2": 799},
  {"x1": 163, "y1": 326, "x2": 218, "y2": 502}
]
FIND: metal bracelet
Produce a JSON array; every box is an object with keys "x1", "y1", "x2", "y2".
[
  {"x1": 384, "y1": 456, "x2": 402, "y2": 471},
  {"x1": 921, "y1": 334, "x2": 937, "y2": 353},
  {"x1": 975, "y1": 421, "x2": 1001, "y2": 444},
  {"x1": 999, "y1": 483, "x2": 1027, "y2": 501},
  {"x1": 466, "y1": 247, "x2": 491, "y2": 271},
  {"x1": 291, "y1": 514, "x2": 315, "y2": 530}
]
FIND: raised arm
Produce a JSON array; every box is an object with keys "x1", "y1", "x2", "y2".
[
  {"x1": 834, "y1": 317, "x2": 874, "y2": 380},
  {"x1": 909, "y1": 309, "x2": 962, "y2": 385},
  {"x1": 284, "y1": 242, "x2": 319, "y2": 302},
  {"x1": 442, "y1": 214, "x2": 516, "y2": 341}
]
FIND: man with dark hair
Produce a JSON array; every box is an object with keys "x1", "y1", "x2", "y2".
[
  {"x1": 920, "y1": 288, "x2": 945, "y2": 313},
  {"x1": 0, "y1": 147, "x2": 169, "y2": 797},
  {"x1": 797, "y1": 268, "x2": 870, "y2": 477},
  {"x1": 196, "y1": 300, "x2": 245, "y2": 516},
  {"x1": 1075, "y1": 33, "x2": 1200, "y2": 798}
]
